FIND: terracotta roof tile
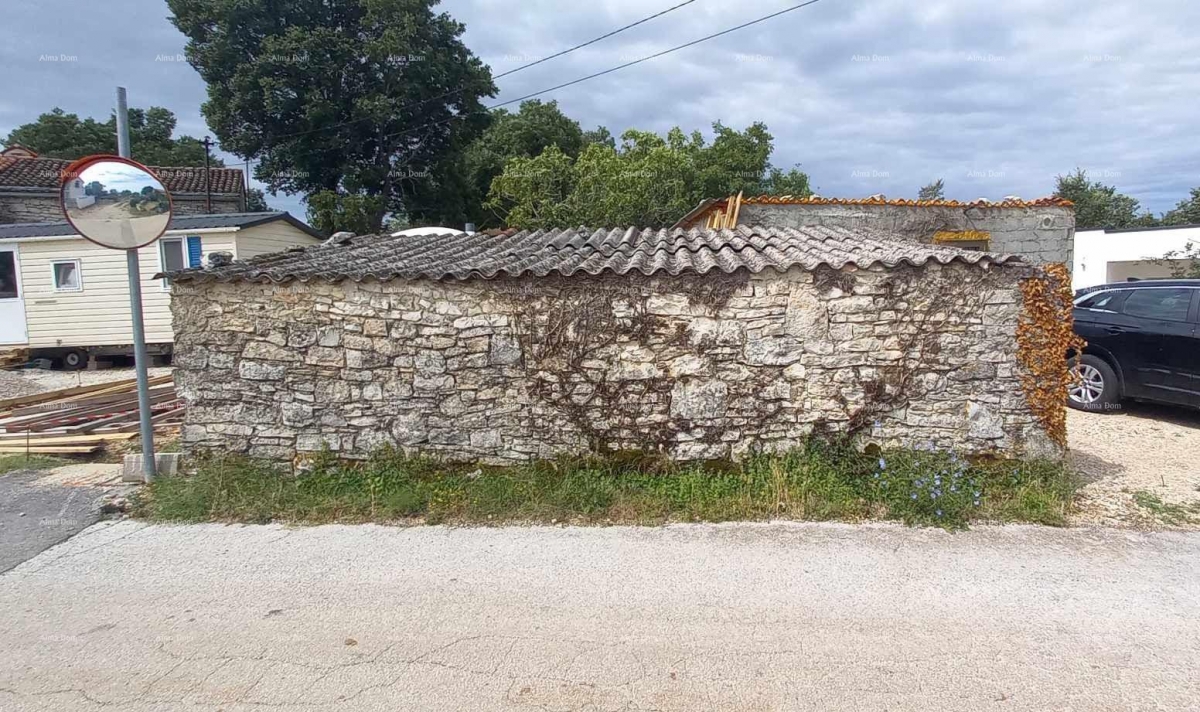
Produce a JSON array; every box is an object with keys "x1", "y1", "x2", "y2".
[
  {"x1": 0, "y1": 156, "x2": 244, "y2": 195},
  {"x1": 739, "y1": 195, "x2": 1074, "y2": 208},
  {"x1": 170, "y1": 225, "x2": 1023, "y2": 284}
]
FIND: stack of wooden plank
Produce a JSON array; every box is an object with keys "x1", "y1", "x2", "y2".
[
  {"x1": 0, "y1": 376, "x2": 183, "y2": 455},
  {"x1": 0, "y1": 348, "x2": 29, "y2": 368}
]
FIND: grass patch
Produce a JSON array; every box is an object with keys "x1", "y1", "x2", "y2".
[
  {"x1": 133, "y1": 441, "x2": 1079, "y2": 530},
  {"x1": 0, "y1": 454, "x2": 72, "y2": 475},
  {"x1": 1132, "y1": 491, "x2": 1200, "y2": 527}
]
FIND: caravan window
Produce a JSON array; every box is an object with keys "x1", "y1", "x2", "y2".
[
  {"x1": 159, "y1": 238, "x2": 185, "y2": 288},
  {"x1": 52, "y1": 260, "x2": 83, "y2": 292},
  {"x1": 0, "y1": 252, "x2": 17, "y2": 299}
]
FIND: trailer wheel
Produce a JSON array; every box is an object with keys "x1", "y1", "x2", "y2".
[{"x1": 61, "y1": 349, "x2": 88, "y2": 370}]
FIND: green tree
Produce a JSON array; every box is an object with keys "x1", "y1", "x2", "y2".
[
  {"x1": 168, "y1": 0, "x2": 495, "y2": 233},
  {"x1": 918, "y1": 178, "x2": 945, "y2": 200},
  {"x1": 1162, "y1": 187, "x2": 1200, "y2": 226},
  {"x1": 456, "y1": 100, "x2": 585, "y2": 227},
  {"x1": 486, "y1": 122, "x2": 811, "y2": 229},
  {"x1": 484, "y1": 145, "x2": 579, "y2": 229},
  {"x1": 762, "y1": 166, "x2": 812, "y2": 197},
  {"x1": 1053, "y1": 169, "x2": 1158, "y2": 230},
  {"x1": 306, "y1": 190, "x2": 387, "y2": 236},
  {"x1": 1149, "y1": 241, "x2": 1200, "y2": 278},
  {"x1": 245, "y1": 188, "x2": 273, "y2": 212},
  {"x1": 4, "y1": 106, "x2": 215, "y2": 166},
  {"x1": 583, "y1": 126, "x2": 615, "y2": 149}
]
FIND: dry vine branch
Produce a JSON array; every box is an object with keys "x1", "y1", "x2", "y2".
[{"x1": 844, "y1": 264, "x2": 995, "y2": 433}]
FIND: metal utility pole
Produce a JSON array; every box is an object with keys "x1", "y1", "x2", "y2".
[
  {"x1": 202, "y1": 136, "x2": 213, "y2": 212},
  {"x1": 116, "y1": 86, "x2": 157, "y2": 481}
]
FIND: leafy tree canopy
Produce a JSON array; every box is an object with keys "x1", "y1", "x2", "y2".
[
  {"x1": 168, "y1": 0, "x2": 496, "y2": 234},
  {"x1": 4, "y1": 106, "x2": 217, "y2": 166},
  {"x1": 1053, "y1": 169, "x2": 1158, "y2": 230},
  {"x1": 485, "y1": 122, "x2": 812, "y2": 229},
  {"x1": 307, "y1": 190, "x2": 386, "y2": 236},
  {"x1": 918, "y1": 178, "x2": 945, "y2": 200},
  {"x1": 454, "y1": 100, "x2": 585, "y2": 227},
  {"x1": 246, "y1": 188, "x2": 273, "y2": 212},
  {"x1": 1162, "y1": 187, "x2": 1200, "y2": 227}
]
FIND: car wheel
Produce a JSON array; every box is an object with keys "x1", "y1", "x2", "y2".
[
  {"x1": 1067, "y1": 354, "x2": 1120, "y2": 412},
  {"x1": 61, "y1": 349, "x2": 88, "y2": 371}
]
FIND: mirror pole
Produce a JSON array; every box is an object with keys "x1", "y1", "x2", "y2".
[{"x1": 117, "y1": 87, "x2": 157, "y2": 482}]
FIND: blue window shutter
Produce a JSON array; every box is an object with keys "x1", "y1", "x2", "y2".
[{"x1": 186, "y1": 236, "x2": 203, "y2": 268}]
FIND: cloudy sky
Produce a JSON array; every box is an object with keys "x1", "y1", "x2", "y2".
[{"x1": 2, "y1": 0, "x2": 1197, "y2": 224}]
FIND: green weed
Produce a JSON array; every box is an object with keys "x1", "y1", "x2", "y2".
[{"x1": 134, "y1": 440, "x2": 1078, "y2": 530}]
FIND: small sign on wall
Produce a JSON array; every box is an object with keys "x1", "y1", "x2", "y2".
[{"x1": 186, "y1": 236, "x2": 203, "y2": 268}]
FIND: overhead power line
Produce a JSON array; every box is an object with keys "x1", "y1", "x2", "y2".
[
  {"x1": 492, "y1": 0, "x2": 698, "y2": 80},
  {"x1": 384, "y1": 0, "x2": 826, "y2": 143},
  {"x1": 264, "y1": 0, "x2": 699, "y2": 145}
]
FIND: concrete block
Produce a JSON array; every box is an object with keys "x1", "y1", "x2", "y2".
[{"x1": 122, "y1": 453, "x2": 182, "y2": 483}]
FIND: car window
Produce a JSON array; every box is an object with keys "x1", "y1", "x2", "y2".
[
  {"x1": 1121, "y1": 288, "x2": 1193, "y2": 322},
  {"x1": 1076, "y1": 290, "x2": 1127, "y2": 311}
]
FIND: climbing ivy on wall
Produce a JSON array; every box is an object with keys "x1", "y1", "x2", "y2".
[{"x1": 1016, "y1": 263, "x2": 1084, "y2": 447}]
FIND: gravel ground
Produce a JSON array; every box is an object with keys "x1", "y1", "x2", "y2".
[
  {"x1": 1068, "y1": 404, "x2": 1200, "y2": 529},
  {"x1": 7, "y1": 365, "x2": 173, "y2": 393},
  {"x1": 0, "y1": 369, "x2": 47, "y2": 399},
  {"x1": 1, "y1": 521, "x2": 1197, "y2": 711}
]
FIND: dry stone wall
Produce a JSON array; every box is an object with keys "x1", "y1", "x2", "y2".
[
  {"x1": 738, "y1": 203, "x2": 1075, "y2": 268},
  {"x1": 171, "y1": 262, "x2": 1060, "y2": 465}
]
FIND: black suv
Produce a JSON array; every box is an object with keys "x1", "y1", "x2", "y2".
[{"x1": 1069, "y1": 280, "x2": 1200, "y2": 411}]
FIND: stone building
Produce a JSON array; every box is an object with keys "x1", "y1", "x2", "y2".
[
  {"x1": 0, "y1": 154, "x2": 246, "y2": 224},
  {"x1": 676, "y1": 194, "x2": 1075, "y2": 269},
  {"x1": 169, "y1": 225, "x2": 1061, "y2": 465}
]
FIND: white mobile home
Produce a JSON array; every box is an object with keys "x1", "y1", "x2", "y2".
[
  {"x1": 1072, "y1": 223, "x2": 1200, "y2": 291},
  {"x1": 0, "y1": 211, "x2": 322, "y2": 367}
]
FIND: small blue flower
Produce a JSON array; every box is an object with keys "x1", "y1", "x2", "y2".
[
  {"x1": 878, "y1": 457, "x2": 887, "y2": 470},
  {"x1": 911, "y1": 493, "x2": 918, "y2": 500},
  {"x1": 936, "y1": 509, "x2": 943, "y2": 517}
]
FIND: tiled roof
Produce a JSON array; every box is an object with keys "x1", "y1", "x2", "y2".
[
  {"x1": 0, "y1": 156, "x2": 245, "y2": 195},
  {"x1": 0, "y1": 211, "x2": 321, "y2": 240},
  {"x1": 169, "y1": 225, "x2": 1022, "y2": 284}
]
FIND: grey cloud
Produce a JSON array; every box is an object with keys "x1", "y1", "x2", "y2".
[{"x1": 1, "y1": 0, "x2": 1197, "y2": 223}]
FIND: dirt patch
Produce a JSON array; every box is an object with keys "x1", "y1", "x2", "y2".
[{"x1": 1067, "y1": 404, "x2": 1200, "y2": 529}]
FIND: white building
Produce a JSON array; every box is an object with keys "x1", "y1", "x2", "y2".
[
  {"x1": 62, "y1": 177, "x2": 96, "y2": 209},
  {"x1": 0, "y1": 211, "x2": 322, "y2": 367},
  {"x1": 1072, "y1": 224, "x2": 1200, "y2": 291}
]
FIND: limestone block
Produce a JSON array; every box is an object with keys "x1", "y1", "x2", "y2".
[
  {"x1": 966, "y1": 402, "x2": 1004, "y2": 440},
  {"x1": 667, "y1": 354, "x2": 709, "y2": 377},
  {"x1": 238, "y1": 360, "x2": 285, "y2": 381},
  {"x1": 670, "y1": 379, "x2": 729, "y2": 419},
  {"x1": 490, "y1": 334, "x2": 522, "y2": 365},
  {"x1": 242, "y1": 341, "x2": 300, "y2": 362},
  {"x1": 687, "y1": 318, "x2": 744, "y2": 347},
  {"x1": 743, "y1": 336, "x2": 803, "y2": 366}
]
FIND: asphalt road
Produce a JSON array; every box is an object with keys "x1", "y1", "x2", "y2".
[
  {"x1": 0, "y1": 469, "x2": 103, "y2": 573},
  {"x1": 1, "y1": 521, "x2": 1197, "y2": 711}
]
